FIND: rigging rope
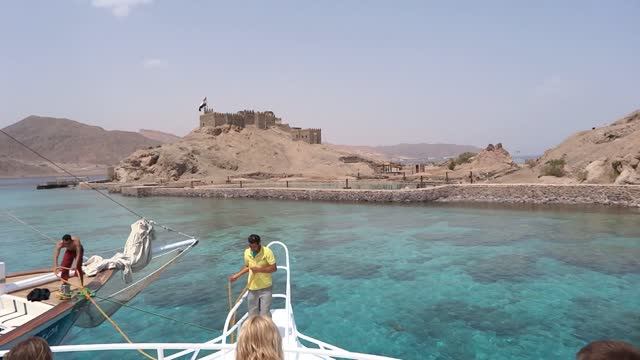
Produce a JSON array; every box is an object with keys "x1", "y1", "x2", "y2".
[
  {"x1": 0, "y1": 128, "x2": 196, "y2": 240},
  {"x1": 227, "y1": 272, "x2": 251, "y2": 343},
  {"x1": 3, "y1": 211, "x2": 54, "y2": 241},
  {"x1": 56, "y1": 276, "x2": 157, "y2": 360},
  {"x1": 91, "y1": 293, "x2": 217, "y2": 333},
  {"x1": 3, "y1": 211, "x2": 123, "y2": 255}
]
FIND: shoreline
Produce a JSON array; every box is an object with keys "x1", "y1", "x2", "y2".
[{"x1": 86, "y1": 183, "x2": 640, "y2": 208}]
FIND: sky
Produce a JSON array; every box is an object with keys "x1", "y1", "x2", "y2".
[{"x1": 0, "y1": 1, "x2": 638, "y2": 154}]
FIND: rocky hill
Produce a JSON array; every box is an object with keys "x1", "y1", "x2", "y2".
[
  {"x1": 0, "y1": 116, "x2": 160, "y2": 177},
  {"x1": 455, "y1": 143, "x2": 519, "y2": 178},
  {"x1": 115, "y1": 125, "x2": 381, "y2": 182},
  {"x1": 139, "y1": 129, "x2": 181, "y2": 144},
  {"x1": 515, "y1": 110, "x2": 640, "y2": 184},
  {"x1": 411, "y1": 143, "x2": 519, "y2": 181}
]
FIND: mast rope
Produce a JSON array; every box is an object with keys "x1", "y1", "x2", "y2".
[
  {"x1": 90, "y1": 294, "x2": 217, "y2": 333},
  {"x1": 0, "y1": 129, "x2": 196, "y2": 239},
  {"x1": 55, "y1": 276, "x2": 157, "y2": 360},
  {"x1": 3, "y1": 211, "x2": 123, "y2": 255}
]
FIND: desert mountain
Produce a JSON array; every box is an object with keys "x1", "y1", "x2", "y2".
[
  {"x1": 0, "y1": 116, "x2": 160, "y2": 177},
  {"x1": 521, "y1": 110, "x2": 640, "y2": 184},
  {"x1": 335, "y1": 143, "x2": 482, "y2": 162},
  {"x1": 115, "y1": 125, "x2": 381, "y2": 182},
  {"x1": 139, "y1": 129, "x2": 181, "y2": 144}
]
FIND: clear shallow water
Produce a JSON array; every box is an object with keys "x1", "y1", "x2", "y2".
[{"x1": 1, "y1": 178, "x2": 639, "y2": 359}]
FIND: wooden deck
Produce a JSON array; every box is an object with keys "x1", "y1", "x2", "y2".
[{"x1": 6, "y1": 271, "x2": 84, "y2": 306}]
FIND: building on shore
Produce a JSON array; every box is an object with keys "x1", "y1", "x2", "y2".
[{"x1": 199, "y1": 108, "x2": 321, "y2": 144}]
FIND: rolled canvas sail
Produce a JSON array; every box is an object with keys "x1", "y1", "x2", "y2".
[{"x1": 75, "y1": 220, "x2": 196, "y2": 328}]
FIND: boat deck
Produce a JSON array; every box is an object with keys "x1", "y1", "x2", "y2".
[{"x1": 6, "y1": 271, "x2": 83, "y2": 306}]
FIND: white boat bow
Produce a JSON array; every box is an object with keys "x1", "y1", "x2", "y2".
[{"x1": 0, "y1": 241, "x2": 398, "y2": 360}]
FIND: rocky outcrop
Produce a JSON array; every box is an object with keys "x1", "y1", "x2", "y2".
[
  {"x1": 533, "y1": 110, "x2": 640, "y2": 184},
  {"x1": 456, "y1": 143, "x2": 519, "y2": 179},
  {"x1": 584, "y1": 159, "x2": 616, "y2": 183},
  {"x1": 115, "y1": 125, "x2": 382, "y2": 182}
]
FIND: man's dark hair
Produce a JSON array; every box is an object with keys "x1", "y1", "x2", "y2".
[
  {"x1": 62, "y1": 234, "x2": 72, "y2": 241},
  {"x1": 577, "y1": 340, "x2": 640, "y2": 360},
  {"x1": 247, "y1": 234, "x2": 261, "y2": 244}
]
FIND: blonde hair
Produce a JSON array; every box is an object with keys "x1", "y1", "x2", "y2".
[
  {"x1": 5, "y1": 337, "x2": 53, "y2": 360},
  {"x1": 236, "y1": 315, "x2": 283, "y2": 360}
]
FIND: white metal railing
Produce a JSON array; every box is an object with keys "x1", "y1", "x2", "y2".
[
  {"x1": 0, "y1": 343, "x2": 399, "y2": 360},
  {"x1": 0, "y1": 241, "x2": 398, "y2": 360}
]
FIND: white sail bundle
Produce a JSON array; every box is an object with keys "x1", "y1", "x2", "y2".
[
  {"x1": 74, "y1": 219, "x2": 198, "y2": 328},
  {"x1": 82, "y1": 219, "x2": 154, "y2": 283}
]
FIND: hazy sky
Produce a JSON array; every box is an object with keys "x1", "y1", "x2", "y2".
[{"x1": 1, "y1": 1, "x2": 638, "y2": 154}]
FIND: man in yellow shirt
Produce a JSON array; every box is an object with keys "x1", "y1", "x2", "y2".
[{"x1": 229, "y1": 234, "x2": 277, "y2": 316}]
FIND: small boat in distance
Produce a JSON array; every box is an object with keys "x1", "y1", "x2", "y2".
[{"x1": 0, "y1": 242, "x2": 397, "y2": 360}]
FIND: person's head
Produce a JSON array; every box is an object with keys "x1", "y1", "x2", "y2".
[
  {"x1": 4, "y1": 337, "x2": 53, "y2": 360},
  {"x1": 236, "y1": 315, "x2": 283, "y2": 360},
  {"x1": 577, "y1": 340, "x2": 640, "y2": 360},
  {"x1": 247, "y1": 234, "x2": 261, "y2": 252},
  {"x1": 62, "y1": 234, "x2": 72, "y2": 243}
]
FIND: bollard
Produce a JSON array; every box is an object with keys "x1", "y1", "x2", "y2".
[
  {"x1": 286, "y1": 181, "x2": 289, "y2": 188},
  {"x1": 469, "y1": 171, "x2": 473, "y2": 184},
  {"x1": 240, "y1": 181, "x2": 243, "y2": 188},
  {"x1": 344, "y1": 178, "x2": 351, "y2": 189},
  {"x1": 445, "y1": 172, "x2": 449, "y2": 183}
]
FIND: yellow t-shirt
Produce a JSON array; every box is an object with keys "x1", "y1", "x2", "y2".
[{"x1": 244, "y1": 246, "x2": 276, "y2": 290}]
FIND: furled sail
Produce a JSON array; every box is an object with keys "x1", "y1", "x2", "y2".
[{"x1": 75, "y1": 220, "x2": 197, "y2": 328}]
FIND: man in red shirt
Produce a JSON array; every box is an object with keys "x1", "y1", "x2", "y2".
[{"x1": 53, "y1": 234, "x2": 84, "y2": 286}]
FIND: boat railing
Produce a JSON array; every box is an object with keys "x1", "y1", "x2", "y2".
[
  {"x1": 0, "y1": 241, "x2": 399, "y2": 360},
  {"x1": 0, "y1": 342, "x2": 398, "y2": 360}
]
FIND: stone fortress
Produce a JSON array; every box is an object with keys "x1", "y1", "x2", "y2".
[{"x1": 199, "y1": 107, "x2": 321, "y2": 144}]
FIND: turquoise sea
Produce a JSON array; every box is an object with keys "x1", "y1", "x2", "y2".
[{"x1": 1, "y1": 178, "x2": 639, "y2": 359}]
